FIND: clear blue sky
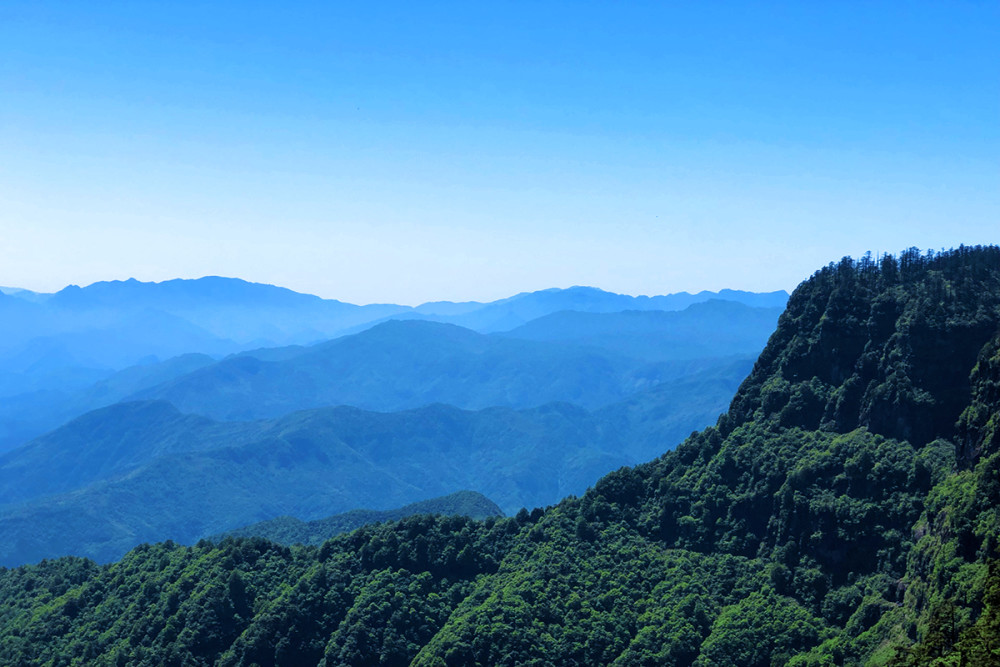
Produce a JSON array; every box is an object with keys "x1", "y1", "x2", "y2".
[{"x1": 1, "y1": 1, "x2": 997, "y2": 304}]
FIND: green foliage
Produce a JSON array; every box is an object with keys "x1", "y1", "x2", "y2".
[
  {"x1": 1, "y1": 246, "x2": 999, "y2": 665},
  {"x1": 889, "y1": 556, "x2": 1000, "y2": 666},
  {"x1": 726, "y1": 246, "x2": 1000, "y2": 445},
  {"x1": 214, "y1": 491, "x2": 504, "y2": 546},
  {"x1": 0, "y1": 515, "x2": 518, "y2": 667},
  {"x1": 957, "y1": 332, "x2": 1000, "y2": 461},
  {"x1": 696, "y1": 590, "x2": 829, "y2": 667}
]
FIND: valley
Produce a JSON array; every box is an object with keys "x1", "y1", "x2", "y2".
[{"x1": 0, "y1": 247, "x2": 997, "y2": 665}]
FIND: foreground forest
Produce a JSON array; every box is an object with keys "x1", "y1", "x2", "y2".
[{"x1": 1, "y1": 246, "x2": 999, "y2": 665}]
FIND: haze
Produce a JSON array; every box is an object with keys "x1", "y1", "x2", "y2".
[{"x1": 1, "y1": 2, "x2": 997, "y2": 304}]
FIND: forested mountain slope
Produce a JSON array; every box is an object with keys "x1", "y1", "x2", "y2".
[
  {"x1": 0, "y1": 247, "x2": 997, "y2": 666},
  {"x1": 0, "y1": 400, "x2": 239, "y2": 507},
  {"x1": 214, "y1": 491, "x2": 504, "y2": 546},
  {"x1": 0, "y1": 401, "x2": 630, "y2": 565}
]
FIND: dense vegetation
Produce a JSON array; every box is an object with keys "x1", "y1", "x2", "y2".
[
  {"x1": 214, "y1": 491, "x2": 504, "y2": 546},
  {"x1": 0, "y1": 247, "x2": 997, "y2": 665},
  {"x1": 0, "y1": 401, "x2": 631, "y2": 565}
]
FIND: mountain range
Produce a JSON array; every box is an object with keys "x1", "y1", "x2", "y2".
[
  {"x1": 1, "y1": 278, "x2": 786, "y2": 361},
  {"x1": 0, "y1": 363, "x2": 752, "y2": 565},
  {"x1": 131, "y1": 309, "x2": 775, "y2": 420},
  {"x1": 0, "y1": 281, "x2": 784, "y2": 452},
  {"x1": 0, "y1": 246, "x2": 996, "y2": 665},
  {"x1": 0, "y1": 291, "x2": 779, "y2": 564}
]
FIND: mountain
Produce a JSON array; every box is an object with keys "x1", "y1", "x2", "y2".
[
  {"x1": 2, "y1": 278, "x2": 787, "y2": 357},
  {"x1": 0, "y1": 401, "x2": 247, "y2": 507},
  {"x1": 0, "y1": 310, "x2": 231, "y2": 384},
  {"x1": 390, "y1": 285, "x2": 788, "y2": 333},
  {"x1": 128, "y1": 302, "x2": 780, "y2": 421},
  {"x1": 0, "y1": 247, "x2": 996, "y2": 665},
  {"x1": 47, "y1": 276, "x2": 408, "y2": 346},
  {"x1": 0, "y1": 287, "x2": 238, "y2": 371},
  {"x1": 0, "y1": 300, "x2": 768, "y2": 556},
  {"x1": 0, "y1": 280, "x2": 784, "y2": 451},
  {"x1": 0, "y1": 353, "x2": 217, "y2": 453},
  {"x1": 0, "y1": 399, "x2": 633, "y2": 564},
  {"x1": 214, "y1": 491, "x2": 504, "y2": 546},
  {"x1": 0, "y1": 286, "x2": 52, "y2": 303},
  {"x1": 594, "y1": 355, "x2": 755, "y2": 461},
  {"x1": 0, "y1": 278, "x2": 404, "y2": 429},
  {"x1": 502, "y1": 299, "x2": 783, "y2": 361},
  {"x1": 131, "y1": 318, "x2": 761, "y2": 420},
  {"x1": 430, "y1": 285, "x2": 788, "y2": 333},
  {"x1": 0, "y1": 349, "x2": 746, "y2": 565}
]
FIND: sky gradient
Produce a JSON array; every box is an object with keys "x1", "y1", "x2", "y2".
[{"x1": 2, "y1": 1, "x2": 998, "y2": 304}]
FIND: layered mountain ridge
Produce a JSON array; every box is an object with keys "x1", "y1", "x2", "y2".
[
  {"x1": 1, "y1": 247, "x2": 997, "y2": 665},
  {"x1": 0, "y1": 283, "x2": 784, "y2": 451},
  {"x1": 0, "y1": 300, "x2": 776, "y2": 565}
]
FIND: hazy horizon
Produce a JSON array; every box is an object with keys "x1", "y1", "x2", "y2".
[
  {"x1": 3, "y1": 2, "x2": 997, "y2": 304},
  {"x1": 1, "y1": 274, "x2": 791, "y2": 308}
]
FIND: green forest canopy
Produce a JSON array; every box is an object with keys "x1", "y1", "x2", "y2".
[{"x1": 1, "y1": 246, "x2": 999, "y2": 666}]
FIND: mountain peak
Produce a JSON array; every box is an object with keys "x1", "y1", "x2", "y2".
[{"x1": 723, "y1": 245, "x2": 1000, "y2": 445}]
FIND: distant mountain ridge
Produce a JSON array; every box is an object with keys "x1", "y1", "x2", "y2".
[
  {"x1": 402, "y1": 285, "x2": 789, "y2": 333},
  {"x1": 130, "y1": 306, "x2": 777, "y2": 420},
  {"x1": 0, "y1": 278, "x2": 785, "y2": 565},
  {"x1": 0, "y1": 355, "x2": 749, "y2": 566},
  {"x1": 0, "y1": 353, "x2": 217, "y2": 454},
  {"x1": 0, "y1": 305, "x2": 766, "y2": 564},
  {"x1": 501, "y1": 299, "x2": 782, "y2": 361},
  {"x1": 213, "y1": 491, "x2": 504, "y2": 546},
  {"x1": 0, "y1": 287, "x2": 51, "y2": 303},
  {"x1": 0, "y1": 333, "x2": 755, "y2": 566},
  {"x1": 1, "y1": 248, "x2": 997, "y2": 665},
  {"x1": 2, "y1": 278, "x2": 787, "y2": 355},
  {"x1": 0, "y1": 284, "x2": 783, "y2": 450}
]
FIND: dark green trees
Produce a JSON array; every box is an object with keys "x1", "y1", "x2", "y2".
[{"x1": 1, "y1": 246, "x2": 999, "y2": 665}]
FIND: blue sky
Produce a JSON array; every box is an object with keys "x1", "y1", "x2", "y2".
[{"x1": 1, "y1": 1, "x2": 997, "y2": 304}]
